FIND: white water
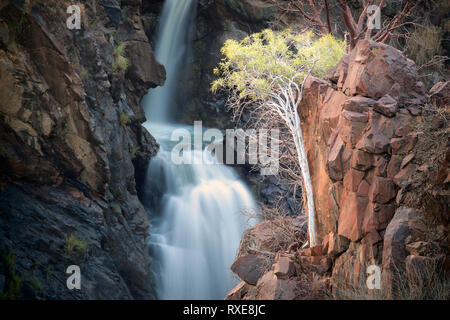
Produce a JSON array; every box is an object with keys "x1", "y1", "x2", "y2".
[
  {"x1": 142, "y1": 0, "x2": 257, "y2": 300},
  {"x1": 142, "y1": 0, "x2": 196, "y2": 123}
]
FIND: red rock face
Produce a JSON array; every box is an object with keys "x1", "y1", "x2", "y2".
[
  {"x1": 227, "y1": 40, "x2": 447, "y2": 300},
  {"x1": 301, "y1": 41, "x2": 425, "y2": 243},
  {"x1": 298, "y1": 40, "x2": 431, "y2": 295}
]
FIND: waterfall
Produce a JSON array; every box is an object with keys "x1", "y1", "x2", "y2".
[
  {"x1": 142, "y1": 0, "x2": 196, "y2": 123},
  {"x1": 142, "y1": 0, "x2": 257, "y2": 300}
]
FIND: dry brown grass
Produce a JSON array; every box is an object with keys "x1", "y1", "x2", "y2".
[
  {"x1": 405, "y1": 25, "x2": 445, "y2": 67},
  {"x1": 330, "y1": 259, "x2": 450, "y2": 300},
  {"x1": 401, "y1": 101, "x2": 449, "y2": 232},
  {"x1": 237, "y1": 205, "x2": 307, "y2": 258}
]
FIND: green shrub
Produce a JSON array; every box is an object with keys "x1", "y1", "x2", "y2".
[
  {"x1": 113, "y1": 43, "x2": 126, "y2": 56},
  {"x1": 79, "y1": 67, "x2": 88, "y2": 80},
  {"x1": 114, "y1": 55, "x2": 131, "y2": 72},
  {"x1": 113, "y1": 43, "x2": 131, "y2": 72},
  {"x1": 111, "y1": 202, "x2": 122, "y2": 215},
  {"x1": 129, "y1": 145, "x2": 140, "y2": 159},
  {"x1": 64, "y1": 234, "x2": 88, "y2": 256},
  {"x1": 119, "y1": 113, "x2": 131, "y2": 127}
]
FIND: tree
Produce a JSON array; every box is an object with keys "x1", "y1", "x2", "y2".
[
  {"x1": 271, "y1": 0, "x2": 421, "y2": 50},
  {"x1": 212, "y1": 29, "x2": 345, "y2": 246}
]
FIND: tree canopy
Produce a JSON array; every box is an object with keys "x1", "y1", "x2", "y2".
[{"x1": 211, "y1": 29, "x2": 345, "y2": 99}]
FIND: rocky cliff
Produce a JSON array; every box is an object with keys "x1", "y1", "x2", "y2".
[
  {"x1": 0, "y1": 0, "x2": 164, "y2": 299},
  {"x1": 227, "y1": 40, "x2": 449, "y2": 300}
]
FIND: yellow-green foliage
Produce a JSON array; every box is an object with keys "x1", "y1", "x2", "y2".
[
  {"x1": 64, "y1": 234, "x2": 88, "y2": 255},
  {"x1": 129, "y1": 145, "x2": 140, "y2": 159},
  {"x1": 114, "y1": 43, "x2": 126, "y2": 56},
  {"x1": 211, "y1": 29, "x2": 345, "y2": 99},
  {"x1": 119, "y1": 113, "x2": 131, "y2": 127},
  {"x1": 79, "y1": 67, "x2": 88, "y2": 80},
  {"x1": 113, "y1": 43, "x2": 130, "y2": 72},
  {"x1": 115, "y1": 56, "x2": 131, "y2": 72}
]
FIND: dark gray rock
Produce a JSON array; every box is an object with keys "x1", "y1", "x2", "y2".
[{"x1": 0, "y1": 0, "x2": 164, "y2": 300}]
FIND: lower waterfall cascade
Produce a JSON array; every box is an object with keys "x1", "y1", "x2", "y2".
[{"x1": 142, "y1": 0, "x2": 257, "y2": 300}]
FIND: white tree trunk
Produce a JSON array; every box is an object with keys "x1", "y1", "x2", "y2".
[{"x1": 293, "y1": 111, "x2": 316, "y2": 247}]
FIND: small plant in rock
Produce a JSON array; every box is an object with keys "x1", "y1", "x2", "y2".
[
  {"x1": 111, "y1": 202, "x2": 122, "y2": 215},
  {"x1": 8, "y1": 15, "x2": 29, "y2": 35},
  {"x1": 64, "y1": 234, "x2": 88, "y2": 257},
  {"x1": 108, "y1": 28, "x2": 116, "y2": 45},
  {"x1": 119, "y1": 113, "x2": 131, "y2": 127},
  {"x1": 129, "y1": 145, "x2": 140, "y2": 159},
  {"x1": 79, "y1": 67, "x2": 89, "y2": 81},
  {"x1": 113, "y1": 43, "x2": 131, "y2": 72}
]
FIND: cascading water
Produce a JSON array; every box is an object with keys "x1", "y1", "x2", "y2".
[
  {"x1": 142, "y1": 0, "x2": 257, "y2": 300},
  {"x1": 142, "y1": 0, "x2": 196, "y2": 123}
]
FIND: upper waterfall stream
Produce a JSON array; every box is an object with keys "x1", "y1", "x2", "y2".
[{"x1": 142, "y1": 0, "x2": 257, "y2": 300}]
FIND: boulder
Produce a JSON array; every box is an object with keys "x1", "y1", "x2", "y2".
[
  {"x1": 230, "y1": 253, "x2": 268, "y2": 285},
  {"x1": 273, "y1": 256, "x2": 296, "y2": 279},
  {"x1": 340, "y1": 118, "x2": 368, "y2": 148},
  {"x1": 342, "y1": 40, "x2": 423, "y2": 103},
  {"x1": 361, "y1": 230, "x2": 382, "y2": 245},
  {"x1": 368, "y1": 177, "x2": 397, "y2": 204},
  {"x1": 343, "y1": 96, "x2": 376, "y2": 113},
  {"x1": 297, "y1": 255, "x2": 332, "y2": 274},
  {"x1": 357, "y1": 129, "x2": 391, "y2": 154},
  {"x1": 246, "y1": 271, "x2": 299, "y2": 300},
  {"x1": 342, "y1": 110, "x2": 369, "y2": 122},
  {"x1": 326, "y1": 232, "x2": 350, "y2": 258},
  {"x1": 351, "y1": 150, "x2": 374, "y2": 171},
  {"x1": 373, "y1": 94, "x2": 398, "y2": 117},
  {"x1": 225, "y1": 281, "x2": 252, "y2": 300},
  {"x1": 332, "y1": 241, "x2": 379, "y2": 293}
]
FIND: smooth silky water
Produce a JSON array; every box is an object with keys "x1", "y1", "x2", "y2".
[{"x1": 142, "y1": 0, "x2": 257, "y2": 300}]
